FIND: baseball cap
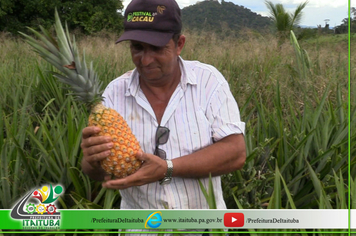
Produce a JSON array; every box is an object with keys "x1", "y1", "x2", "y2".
[{"x1": 115, "y1": 0, "x2": 182, "y2": 47}]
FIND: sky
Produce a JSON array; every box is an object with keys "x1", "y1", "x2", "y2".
[{"x1": 122, "y1": 0, "x2": 353, "y2": 28}]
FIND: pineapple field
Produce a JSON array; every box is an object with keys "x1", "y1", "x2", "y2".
[{"x1": 0, "y1": 24, "x2": 354, "y2": 235}]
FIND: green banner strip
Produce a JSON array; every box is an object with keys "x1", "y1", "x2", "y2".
[{"x1": 0, "y1": 209, "x2": 349, "y2": 231}]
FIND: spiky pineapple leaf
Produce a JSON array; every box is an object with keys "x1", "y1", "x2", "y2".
[{"x1": 18, "y1": 9, "x2": 104, "y2": 108}]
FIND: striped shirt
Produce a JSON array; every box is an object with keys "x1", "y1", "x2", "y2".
[{"x1": 102, "y1": 57, "x2": 245, "y2": 211}]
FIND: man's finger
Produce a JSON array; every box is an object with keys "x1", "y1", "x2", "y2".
[
  {"x1": 104, "y1": 174, "x2": 112, "y2": 181},
  {"x1": 135, "y1": 151, "x2": 145, "y2": 161},
  {"x1": 85, "y1": 141, "x2": 113, "y2": 155},
  {"x1": 103, "y1": 178, "x2": 132, "y2": 190},
  {"x1": 81, "y1": 135, "x2": 112, "y2": 150},
  {"x1": 89, "y1": 150, "x2": 112, "y2": 162},
  {"x1": 82, "y1": 126, "x2": 101, "y2": 139}
]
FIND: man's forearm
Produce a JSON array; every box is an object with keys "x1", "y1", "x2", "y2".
[{"x1": 171, "y1": 134, "x2": 246, "y2": 178}]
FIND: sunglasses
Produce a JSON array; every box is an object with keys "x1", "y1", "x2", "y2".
[{"x1": 154, "y1": 126, "x2": 170, "y2": 160}]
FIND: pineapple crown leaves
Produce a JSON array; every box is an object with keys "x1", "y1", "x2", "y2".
[{"x1": 19, "y1": 9, "x2": 104, "y2": 106}]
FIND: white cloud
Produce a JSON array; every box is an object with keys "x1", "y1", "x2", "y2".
[
  {"x1": 177, "y1": 0, "x2": 197, "y2": 8},
  {"x1": 292, "y1": 0, "x2": 346, "y2": 8},
  {"x1": 273, "y1": 0, "x2": 347, "y2": 9},
  {"x1": 122, "y1": 0, "x2": 130, "y2": 10}
]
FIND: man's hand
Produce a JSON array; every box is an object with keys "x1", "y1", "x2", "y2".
[
  {"x1": 102, "y1": 151, "x2": 167, "y2": 189},
  {"x1": 81, "y1": 126, "x2": 113, "y2": 180}
]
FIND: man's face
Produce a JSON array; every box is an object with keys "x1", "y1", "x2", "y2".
[{"x1": 130, "y1": 36, "x2": 185, "y2": 84}]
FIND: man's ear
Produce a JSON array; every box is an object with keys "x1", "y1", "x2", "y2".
[{"x1": 176, "y1": 35, "x2": 186, "y2": 55}]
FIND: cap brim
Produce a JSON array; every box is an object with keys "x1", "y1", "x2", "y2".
[{"x1": 115, "y1": 30, "x2": 174, "y2": 47}]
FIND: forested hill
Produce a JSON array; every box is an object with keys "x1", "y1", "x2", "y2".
[{"x1": 181, "y1": 0, "x2": 272, "y2": 34}]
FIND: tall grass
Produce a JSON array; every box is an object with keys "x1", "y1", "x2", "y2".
[{"x1": 0, "y1": 29, "x2": 353, "y2": 234}]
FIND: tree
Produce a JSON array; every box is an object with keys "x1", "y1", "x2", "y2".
[
  {"x1": 265, "y1": 0, "x2": 308, "y2": 39},
  {"x1": 335, "y1": 7, "x2": 356, "y2": 34},
  {"x1": 0, "y1": 0, "x2": 124, "y2": 35}
]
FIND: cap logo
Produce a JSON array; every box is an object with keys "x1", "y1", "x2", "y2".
[
  {"x1": 157, "y1": 6, "x2": 166, "y2": 14},
  {"x1": 127, "y1": 11, "x2": 154, "y2": 22},
  {"x1": 116, "y1": 0, "x2": 181, "y2": 46}
]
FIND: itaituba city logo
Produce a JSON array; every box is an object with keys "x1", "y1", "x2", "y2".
[{"x1": 11, "y1": 184, "x2": 64, "y2": 230}]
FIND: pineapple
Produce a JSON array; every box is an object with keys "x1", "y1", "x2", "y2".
[{"x1": 20, "y1": 10, "x2": 142, "y2": 178}]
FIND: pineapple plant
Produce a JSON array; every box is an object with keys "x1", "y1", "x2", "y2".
[{"x1": 19, "y1": 10, "x2": 142, "y2": 178}]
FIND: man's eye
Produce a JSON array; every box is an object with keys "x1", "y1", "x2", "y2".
[
  {"x1": 150, "y1": 46, "x2": 161, "y2": 52},
  {"x1": 131, "y1": 44, "x2": 143, "y2": 51}
]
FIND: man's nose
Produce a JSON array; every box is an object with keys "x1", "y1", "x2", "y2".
[{"x1": 140, "y1": 48, "x2": 155, "y2": 66}]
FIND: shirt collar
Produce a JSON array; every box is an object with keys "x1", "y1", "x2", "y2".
[
  {"x1": 125, "y1": 70, "x2": 140, "y2": 97},
  {"x1": 125, "y1": 56, "x2": 197, "y2": 97},
  {"x1": 179, "y1": 56, "x2": 197, "y2": 90}
]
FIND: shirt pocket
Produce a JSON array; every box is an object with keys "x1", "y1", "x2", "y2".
[{"x1": 173, "y1": 108, "x2": 213, "y2": 155}]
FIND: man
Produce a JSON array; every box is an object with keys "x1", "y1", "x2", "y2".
[{"x1": 81, "y1": 0, "x2": 245, "y2": 212}]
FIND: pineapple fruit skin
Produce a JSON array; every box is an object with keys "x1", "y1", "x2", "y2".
[{"x1": 88, "y1": 103, "x2": 142, "y2": 178}]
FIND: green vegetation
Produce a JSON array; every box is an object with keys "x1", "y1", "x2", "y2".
[
  {"x1": 0, "y1": 0, "x2": 124, "y2": 35},
  {"x1": 181, "y1": 0, "x2": 272, "y2": 36},
  {"x1": 0, "y1": 25, "x2": 353, "y2": 235},
  {"x1": 265, "y1": 0, "x2": 308, "y2": 39}
]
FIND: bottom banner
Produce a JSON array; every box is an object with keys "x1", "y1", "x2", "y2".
[{"x1": 0, "y1": 209, "x2": 348, "y2": 230}]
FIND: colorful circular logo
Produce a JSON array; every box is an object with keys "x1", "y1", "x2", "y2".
[{"x1": 145, "y1": 211, "x2": 162, "y2": 229}]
